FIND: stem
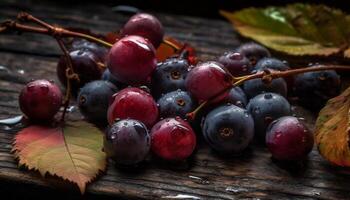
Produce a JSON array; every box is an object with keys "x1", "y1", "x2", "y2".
[
  {"x1": 187, "y1": 64, "x2": 350, "y2": 120},
  {"x1": 1, "y1": 20, "x2": 113, "y2": 48},
  {"x1": 56, "y1": 38, "x2": 78, "y2": 122},
  {"x1": 162, "y1": 39, "x2": 181, "y2": 51}
]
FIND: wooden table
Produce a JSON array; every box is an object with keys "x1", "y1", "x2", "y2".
[{"x1": 1, "y1": 1, "x2": 350, "y2": 199}]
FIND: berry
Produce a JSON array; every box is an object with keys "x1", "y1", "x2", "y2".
[
  {"x1": 218, "y1": 52, "x2": 252, "y2": 76},
  {"x1": 78, "y1": 80, "x2": 118, "y2": 124},
  {"x1": 151, "y1": 58, "x2": 190, "y2": 98},
  {"x1": 225, "y1": 86, "x2": 247, "y2": 107},
  {"x1": 254, "y1": 57, "x2": 290, "y2": 71},
  {"x1": 107, "y1": 87, "x2": 159, "y2": 128},
  {"x1": 157, "y1": 90, "x2": 196, "y2": 119},
  {"x1": 107, "y1": 35, "x2": 157, "y2": 85},
  {"x1": 185, "y1": 61, "x2": 232, "y2": 103},
  {"x1": 293, "y1": 69, "x2": 341, "y2": 110},
  {"x1": 101, "y1": 69, "x2": 125, "y2": 88},
  {"x1": 150, "y1": 118, "x2": 196, "y2": 161},
  {"x1": 266, "y1": 116, "x2": 314, "y2": 161},
  {"x1": 243, "y1": 75, "x2": 288, "y2": 99},
  {"x1": 19, "y1": 79, "x2": 62, "y2": 121},
  {"x1": 121, "y1": 13, "x2": 164, "y2": 48},
  {"x1": 202, "y1": 104, "x2": 254, "y2": 154},
  {"x1": 247, "y1": 93, "x2": 291, "y2": 141},
  {"x1": 104, "y1": 119, "x2": 150, "y2": 165},
  {"x1": 70, "y1": 39, "x2": 108, "y2": 61},
  {"x1": 57, "y1": 49, "x2": 104, "y2": 95},
  {"x1": 235, "y1": 42, "x2": 271, "y2": 65}
]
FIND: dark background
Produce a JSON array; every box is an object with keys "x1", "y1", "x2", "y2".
[{"x1": 48, "y1": 0, "x2": 348, "y2": 18}]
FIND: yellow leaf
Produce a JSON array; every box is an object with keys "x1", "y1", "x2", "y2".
[
  {"x1": 13, "y1": 120, "x2": 106, "y2": 193},
  {"x1": 220, "y1": 4, "x2": 350, "y2": 57},
  {"x1": 315, "y1": 86, "x2": 350, "y2": 166}
]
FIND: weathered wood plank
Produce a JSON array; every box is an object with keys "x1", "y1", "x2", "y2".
[{"x1": 1, "y1": 1, "x2": 350, "y2": 199}]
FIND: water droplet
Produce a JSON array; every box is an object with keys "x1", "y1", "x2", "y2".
[
  {"x1": 17, "y1": 69, "x2": 25, "y2": 74},
  {"x1": 264, "y1": 93, "x2": 273, "y2": 99},
  {"x1": 254, "y1": 107, "x2": 260, "y2": 114},
  {"x1": 229, "y1": 52, "x2": 242, "y2": 60}
]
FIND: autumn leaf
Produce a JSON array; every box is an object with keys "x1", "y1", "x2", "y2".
[
  {"x1": 315, "y1": 86, "x2": 350, "y2": 166},
  {"x1": 220, "y1": 4, "x2": 350, "y2": 58},
  {"x1": 13, "y1": 120, "x2": 106, "y2": 193}
]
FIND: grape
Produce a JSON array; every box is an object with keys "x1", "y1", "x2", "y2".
[
  {"x1": 104, "y1": 119, "x2": 150, "y2": 165},
  {"x1": 202, "y1": 104, "x2": 254, "y2": 154},
  {"x1": 107, "y1": 35, "x2": 157, "y2": 85},
  {"x1": 121, "y1": 13, "x2": 164, "y2": 48},
  {"x1": 266, "y1": 116, "x2": 314, "y2": 161}
]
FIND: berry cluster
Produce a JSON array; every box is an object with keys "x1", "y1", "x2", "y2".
[{"x1": 18, "y1": 13, "x2": 343, "y2": 166}]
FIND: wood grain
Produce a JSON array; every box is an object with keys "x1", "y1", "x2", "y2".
[{"x1": 1, "y1": 0, "x2": 350, "y2": 199}]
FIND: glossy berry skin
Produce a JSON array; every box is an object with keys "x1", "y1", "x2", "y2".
[
  {"x1": 218, "y1": 52, "x2": 252, "y2": 76},
  {"x1": 254, "y1": 57, "x2": 290, "y2": 71},
  {"x1": 57, "y1": 49, "x2": 103, "y2": 95},
  {"x1": 266, "y1": 116, "x2": 314, "y2": 161},
  {"x1": 235, "y1": 42, "x2": 271, "y2": 65},
  {"x1": 293, "y1": 70, "x2": 341, "y2": 110},
  {"x1": 202, "y1": 104, "x2": 254, "y2": 154},
  {"x1": 107, "y1": 87, "x2": 159, "y2": 128},
  {"x1": 243, "y1": 75, "x2": 288, "y2": 99},
  {"x1": 247, "y1": 93, "x2": 291, "y2": 141},
  {"x1": 225, "y1": 87, "x2": 247, "y2": 108},
  {"x1": 70, "y1": 39, "x2": 108, "y2": 61},
  {"x1": 78, "y1": 80, "x2": 118, "y2": 124},
  {"x1": 108, "y1": 35, "x2": 157, "y2": 85},
  {"x1": 151, "y1": 58, "x2": 189, "y2": 98},
  {"x1": 104, "y1": 119, "x2": 150, "y2": 165},
  {"x1": 157, "y1": 90, "x2": 196, "y2": 119},
  {"x1": 19, "y1": 80, "x2": 62, "y2": 121},
  {"x1": 121, "y1": 13, "x2": 164, "y2": 48},
  {"x1": 151, "y1": 118, "x2": 196, "y2": 161},
  {"x1": 185, "y1": 61, "x2": 232, "y2": 103}
]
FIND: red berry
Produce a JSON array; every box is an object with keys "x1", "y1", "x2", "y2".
[
  {"x1": 121, "y1": 13, "x2": 164, "y2": 48},
  {"x1": 185, "y1": 61, "x2": 232, "y2": 103},
  {"x1": 107, "y1": 87, "x2": 158, "y2": 128},
  {"x1": 19, "y1": 80, "x2": 62, "y2": 121},
  {"x1": 107, "y1": 35, "x2": 157, "y2": 85},
  {"x1": 266, "y1": 116, "x2": 314, "y2": 161},
  {"x1": 150, "y1": 118, "x2": 196, "y2": 161}
]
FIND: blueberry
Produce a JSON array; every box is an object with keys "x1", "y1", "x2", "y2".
[
  {"x1": 226, "y1": 86, "x2": 247, "y2": 107},
  {"x1": 235, "y1": 42, "x2": 271, "y2": 65},
  {"x1": 104, "y1": 119, "x2": 150, "y2": 165},
  {"x1": 202, "y1": 104, "x2": 254, "y2": 154},
  {"x1": 151, "y1": 58, "x2": 190, "y2": 98},
  {"x1": 243, "y1": 74, "x2": 288, "y2": 99},
  {"x1": 102, "y1": 69, "x2": 125, "y2": 88},
  {"x1": 78, "y1": 80, "x2": 118, "y2": 124},
  {"x1": 247, "y1": 93, "x2": 291, "y2": 141},
  {"x1": 157, "y1": 90, "x2": 196, "y2": 119},
  {"x1": 218, "y1": 52, "x2": 252, "y2": 76},
  {"x1": 293, "y1": 69, "x2": 341, "y2": 110},
  {"x1": 254, "y1": 57, "x2": 290, "y2": 71}
]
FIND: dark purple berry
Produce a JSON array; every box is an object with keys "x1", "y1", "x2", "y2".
[
  {"x1": 266, "y1": 116, "x2": 314, "y2": 161},
  {"x1": 104, "y1": 119, "x2": 150, "y2": 165}
]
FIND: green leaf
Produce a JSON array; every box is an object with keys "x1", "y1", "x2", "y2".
[
  {"x1": 13, "y1": 120, "x2": 106, "y2": 193},
  {"x1": 315, "y1": 86, "x2": 350, "y2": 167},
  {"x1": 220, "y1": 4, "x2": 350, "y2": 57}
]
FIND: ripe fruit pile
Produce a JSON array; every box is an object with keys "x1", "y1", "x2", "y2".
[{"x1": 18, "y1": 13, "x2": 342, "y2": 166}]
